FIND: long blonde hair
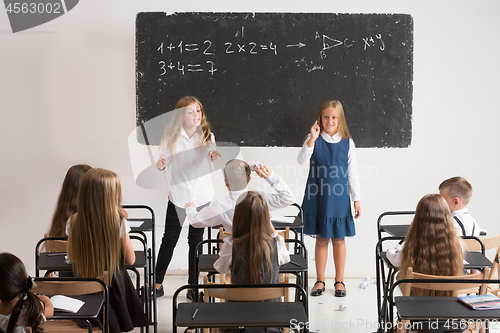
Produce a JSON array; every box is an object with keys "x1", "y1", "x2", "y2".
[
  {"x1": 400, "y1": 194, "x2": 464, "y2": 296},
  {"x1": 69, "y1": 168, "x2": 125, "y2": 281},
  {"x1": 232, "y1": 192, "x2": 276, "y2": 284},
  {"x1": 160, "y1": 96, "x2": 212, "y2": 154},
  {"x1": 316, "y1": 100, "x2": 352, "y2": 139}
]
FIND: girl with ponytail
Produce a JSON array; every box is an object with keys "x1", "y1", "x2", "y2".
[{"x1": 0, "y1": 253, "x2": 53, "y2": 333}]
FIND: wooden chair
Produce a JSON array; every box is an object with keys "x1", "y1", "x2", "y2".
[
  {"x1": 42, "y1": 234, "x2": 68, "y2": 253},
  {"x1": 463, "y1": 235, "x2": 500, "y2": 279},
  {"x1": 32, "y1": 277, "x2": 108, "y2": 333},
  {"x1": 397, "y1": 267, "x2": 489, "y2": 333},
  {"x1": 218, "y1": 229, "x2": 291, "y2": 300},
  {"x1": 462, "y1": 234, "x2": 500, "y2": 295},
  {"x1": 202, "y1": 282, "x2": 292, "y2": 332},
  {"x1": 35, "y1": 236, "x2": 69, "y2": 277}
]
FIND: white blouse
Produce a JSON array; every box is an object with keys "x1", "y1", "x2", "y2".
[
  {"x1": 186, "y1": 171, "x2": 296, "y2": 233},
  {"x1": 297, "y1": 131, "x2": 361, "y2": 202},
  {"x1": 214, "y1": 232, "x2": 290, "y2": 274},
  {"x1": 159, "y1": 128, "x2": 216, "y2": 207},
  {"x1": 0, "y1": 302, "x2": 46, "y2": 333},
  {"x1": 66, "y1": 218, "x2": 131, "y2": 238}
]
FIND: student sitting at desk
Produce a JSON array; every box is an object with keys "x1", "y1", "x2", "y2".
[
  {"x1": 214, "y1": 192, "x2": 290, "y2": 332},
  {"x1": 386, "y1": 194, "x2": 464, "y2": 288},
  {"x1": 0, "y1": 252, "x2": 54, "y2": 333},
  {"x1": 439, "y1": 176, "x2": 485, "y2": 237},
  {"x1": 185, "y1": 159, "x2": 295, "y2": 233},
  {"x1": 66, "y1": 168, "x2": 147, "y2": 333},
  {"x1": 47, "y1": 164, "x2": 92, "y2": 238},
  {"x1": 214, "y1": 191, "x2": 290, "y2": 281}
]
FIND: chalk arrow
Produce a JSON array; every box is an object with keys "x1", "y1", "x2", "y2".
[
  {"x1": 287, "y1": 42, "x2": 306, "y2": 48},
  {"x1": 322, "y1": 35, "x2": 343, "y2": 50}
]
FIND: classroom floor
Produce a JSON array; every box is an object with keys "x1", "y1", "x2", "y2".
[{"x1": 133, "y1": 276, "x2": 381, "y2": 333}]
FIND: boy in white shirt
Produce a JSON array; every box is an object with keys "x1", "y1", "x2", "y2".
[
  {"x1": 185, "y1": 159, "x2": 296, "y2": 232},
  {"x1": 439, "y1": 176, "x2": 485, "y2": 237}
]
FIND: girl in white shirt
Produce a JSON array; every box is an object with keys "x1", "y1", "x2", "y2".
[
  {"x1": 154, "y1": 96, "x2": 221, "y2": 299},
  {"x1": 214, "y1": 191, "x2": 290, "y2": 282},
  {"x1": 66, "y1": 168, "x2": 147, "y2": 333},
  {"x1": 0, "y1": 253, "x2": 53, "y2": 333}
]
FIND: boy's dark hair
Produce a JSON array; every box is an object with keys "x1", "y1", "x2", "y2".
[
  {"x1": 439, "y1": 176, "x2": 473, "y2": 205},
  {"x1": 223, "y1": 159, "x2": 251, "y2": 191}
]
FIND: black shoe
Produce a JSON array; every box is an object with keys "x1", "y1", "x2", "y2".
[
  {"x1": 334, "y1": 281, "x2": 346, "y2": 297},
  {"x1": 153, "y1": 285, "x2": 164, "y2": 298},
  {"x1": 310, "y1": 281, "x2": 325, "y2": 297},
  {"x1": 186, "y1": 289, "x2": 201, "y2": 301}
]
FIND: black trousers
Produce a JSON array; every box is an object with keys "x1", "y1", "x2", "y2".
[{"x1": 155, "y1": 200, "x2": 206, "y2": 284}]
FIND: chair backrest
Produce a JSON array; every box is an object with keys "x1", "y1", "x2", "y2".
[
  {"x1": 41, "y1": 234, "x2": 68, "y2": 253},
  {"x1": 401, "y1": 266, "x2": 490, "y2": 297},
  {"x1": 32, "y1": 278, "x2": 105, "y2": 296},
  {"x1": 462, "y1": 235, "x2": 500, "y2": 280},
  {"x1": 203, "y1": 283, "x2": 286, "y2": 301},
  {"x1": 32, "y1": 277, "x2": 108, "y2": 333}
]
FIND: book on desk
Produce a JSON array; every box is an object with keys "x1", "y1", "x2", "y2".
[{"x1": 458, "y1": 294, "x2": 500, "y2": 310}]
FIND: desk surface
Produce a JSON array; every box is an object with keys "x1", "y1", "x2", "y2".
[
  {"x1": 176, "y1": 301, "x2": 307, "y2": 328},
  {"x1": 38, "y1": 251, "x2": 147, "y2": 272},
  {"x1": 380, "y1": 224, "x2": 409, "y2": 237},
  {"x1": 210, "y1": 216, "x2": 303, "y2": 230},
  {"x1": 128, "y1": 218, "x2": 153, "y2": 232},
  {"x1": 52, "y1": 295, "x2": 104, "y2": 320},
  {"x1": 198, "y1": 254, "x2": 307, "y2": 273},
  {"x1": 380, "y1": 251, "x2": 493, "y2": 270},
  {"x1": 272, "y1": 216, "x2": 303, "y2": 229},
  {"x1": 396, "y1": 296, "x2": 500, "y2": 320}
]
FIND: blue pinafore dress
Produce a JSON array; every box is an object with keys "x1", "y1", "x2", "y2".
[{"x1": 301, "y1": 136, "x2": 355, "y2": 238}]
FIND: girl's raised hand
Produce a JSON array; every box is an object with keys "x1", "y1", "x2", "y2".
[
  {"x1": 310, "y1": 121, "x2": 320, "y2": 140},
  {"x1": 209, "y1": 150, "x2": 222, "y2": 162},
  {"x1": 156, "y1": 156, "x2": 167, "y2": 171},
  {"x1": 307, "y1": 121, "x2": 320, "y2": 147}
]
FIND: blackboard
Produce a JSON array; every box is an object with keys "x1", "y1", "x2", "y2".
[{"x1": 136, "y1": 12, "x2": 413, "y2": 148}]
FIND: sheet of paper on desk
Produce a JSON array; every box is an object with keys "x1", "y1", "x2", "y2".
[
  {"x1": 271, "y1": 215, "x2": 295, "y2": 223},
  {"x1": 128, "y1": 221, "x2": 144, "y2": 228},
  {"x1": 50, "y1": 295, "x2": 85, "y2": 313}
]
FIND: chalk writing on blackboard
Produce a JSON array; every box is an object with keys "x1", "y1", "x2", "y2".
[{"x1": 136, "y1": 13, "x2": 414, "y2": 148}]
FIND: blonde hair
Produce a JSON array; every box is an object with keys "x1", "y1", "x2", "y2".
[
  {"x1": 232, "y1": 192, "x2": 275, "y2": 284},
  {"x1": 160, "y1": 96, "x2": 212, "y2": 154},
  {"x1": 399, "y1": 194, "x2": 464, "y2": 296},
  {"x1": 439, "y1": 176, "x2": 473, "y2": 205},
  {"x1": 316, "y1": 100, "x2": 352, "y2": 139},
  {"x1": 69, "y1": 168, "x2": 125, "y2": 281},
  {"x1": 223, "y1": 159, "x2": 251, "y2": 191}
]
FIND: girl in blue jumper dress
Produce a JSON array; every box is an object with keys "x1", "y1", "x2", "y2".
[{"x1": 297, "y1": 100, "x2": 361, "y2": 297}]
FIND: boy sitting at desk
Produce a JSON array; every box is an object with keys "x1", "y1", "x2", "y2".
[
  {"x1": 439, "y1": 176, "x2": 486, "y2": 237},
  {"x1": 185, "y1": 159, "x2": 295, "y2": 232}
]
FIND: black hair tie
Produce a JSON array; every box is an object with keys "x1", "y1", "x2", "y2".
[{"x1": 21, "y1": 276, "x2": 33, "y2": 294}]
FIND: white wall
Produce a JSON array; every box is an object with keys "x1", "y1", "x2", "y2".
[{"x1": 1, "y1": 0, "x2": 500, "y2": 280}]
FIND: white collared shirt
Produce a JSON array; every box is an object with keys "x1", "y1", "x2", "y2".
[
  {"x1": 296, "y1": 131, "x2": 361, "y2": 201},
  {"x1": 185, "y1": 171, "x2": 296, "y2": 232},
  {"x1": 159, "y1": 128, "x2": 215, "y2": 207},
  {"x1": 213, "y1": 231, "x2": 290, "y2": 274},
  {"x1": 452, "y1": 209, "x2": 479, "y2": 237}
]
